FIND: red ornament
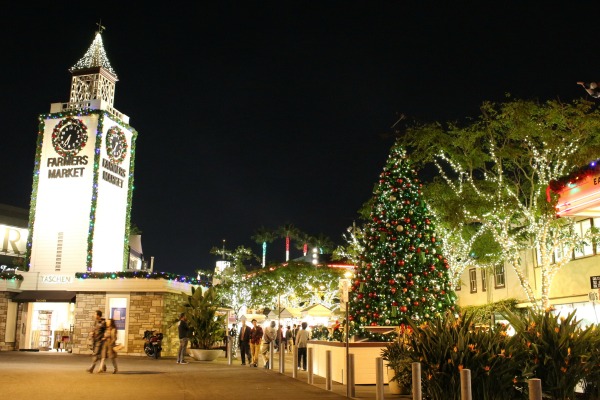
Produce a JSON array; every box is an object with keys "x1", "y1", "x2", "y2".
[
  {"x1": 389, "y1": 279, "x2": 395, "y2": 285},
  {"x1": 431, "y1": 237, "x2": 436, "y2": 243},
  {"x1": 391, "y1": 288, "x2": 397, "y2": 294},
  {"x1": 370, "y1": 322, "x2": 378, "y2": 326},
  {"x1": 400, "y1": 306, "x2": 407, "y2": 312},
  {"x1": 413, "y1": 301, "x2": 419, "y2": 306}
]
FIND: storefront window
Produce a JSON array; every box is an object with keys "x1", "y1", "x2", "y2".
[{"x1": 107, "y1": 296, "x2": 128, "y2": 349}]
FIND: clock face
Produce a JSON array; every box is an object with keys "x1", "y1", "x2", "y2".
[
  {"x1": 52, "y1": 117, "x2": 88, "y2": 156},
  {"x1": 105, "y1": 126, "x2": 128, "y2": 164}
]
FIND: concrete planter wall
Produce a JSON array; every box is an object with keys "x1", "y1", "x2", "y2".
[{"x1": 308, "y1": 340, "x2": 391, "y2": 385}]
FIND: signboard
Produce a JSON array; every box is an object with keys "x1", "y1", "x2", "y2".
[
  {"x1": 111, "y1": 307, "x2": 126, "y2": 330},
  {"x1": 591, "y1": 276, "x2": 600, "y2": 289}
]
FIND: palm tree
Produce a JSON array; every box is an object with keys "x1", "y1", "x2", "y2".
[
  {"x1": 294, "y1": 231, "x2": 311, "y2": 256},
  {"x1": 277, "y1": 224, "x2": 300, "y2": 262},
  {"x1": 311, "y1": 233, "x2": 335, "y2": 255},
  {"x1": 251, "y1": 226, "x2": 277, "y2": 267}
]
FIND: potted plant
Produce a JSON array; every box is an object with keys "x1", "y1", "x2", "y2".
[
  {"x1": 381, "y1": 338, "x2": 413, "y2": 395},
  {"x1": 179, "y1": 286, "x2": 227, "y2": 361}
]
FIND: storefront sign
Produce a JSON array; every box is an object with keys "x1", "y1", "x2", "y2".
[
  {"x1": 1, "y1": 224, "x2": 28, "y2": 256},
  {"x1": 555, "y1": 172, "x2": 600, "y2": 216},
  {"x1": 40, "y1": 274, "x2": 73, "y2": 284},
  {"x1": 111, "y1": 307, "x2": 126, "y2": 330},
  {"x1": 591, "y1": 276, "x2": 600, "y2": 289}
]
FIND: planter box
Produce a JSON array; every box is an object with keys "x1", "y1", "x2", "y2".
[
  {"x1": 189, "y1": 349, "x2": 221, "y2": 361},
  {"x1": 307, "y1": 341, "x2": 390, "y2": 385}
]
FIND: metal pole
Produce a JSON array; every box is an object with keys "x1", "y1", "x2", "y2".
[
  {"x1": 345, "y1": 299, "x2": 350, "y2": 397},
  {"x1": 227, "y1": 335, "x2": 232, "y2": 365},
  {"x1": 279, "y1": 340, "x2": 285, "y2": 374},
  {"x1": 460, "y1": 369, "x2": 472, "y2": 400},
  {"x1": 292, "y1": 344, "x2": 298, "y2": 378},
  {"x1": 269, "y1": 341, "x2": 274, "y2": 370},
  {"x1": 528, "y1": 378, "x2": 542, "y2": 400},
  {"x1": 325, "y1": 350, "x2": 332, "y2": 391},
  {"x1": 307, "y1": 347, "x2": 314, "y2": 384},
  {"x1": 376, "y1": 357, "x2": 385, "y2": 400},
  {"x1": 348, "y1": 353, "x2": 356, "y2": 398},
  {"x1": 412, "y1": 362, "x2": 422, "y2": 400}
]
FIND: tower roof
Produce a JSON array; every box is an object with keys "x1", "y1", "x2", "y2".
[{"x1": 70, "y1": 31, "x2": 117, "y2": 78}]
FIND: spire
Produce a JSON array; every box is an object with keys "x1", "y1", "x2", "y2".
[{"x1": 70, "y1": 30, "x2": 117, "y2": 78}]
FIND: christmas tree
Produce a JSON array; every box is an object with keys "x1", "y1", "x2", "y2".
[{"x1": 349, "y1": 142, "x2": 456, "y2": 338}]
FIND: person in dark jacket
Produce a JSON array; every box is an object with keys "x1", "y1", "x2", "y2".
[
  {"x1": 86, "y1": 310, "x2": 106, "y2": 373},
  {"x1": 177, "y1": 313, "x2": 190, "y2": 364},
  {"x1": 238, "y1": 319, "x2": 252, "y2": 365}
]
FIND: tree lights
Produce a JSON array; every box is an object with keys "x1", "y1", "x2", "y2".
[{"x1": 348, "y1": 142, "x2": 456, "y2": 339}]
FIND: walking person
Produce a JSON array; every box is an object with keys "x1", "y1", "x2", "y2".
[
  {"x1": 296, "y1": 322, "x2": 311, "y2": 371},
  {"x1": 285, "y1": 326, "x2": 293, "y2": 352},
  {"x1": 238, "y1": 319, "x2": 252, "y2": 365},
  {"x1": 86, "y1": 310, "x2": 106, "y2": 373},
  {"x1": 177, "y1": 313, "x2": 190, "y2": 364},
  {"x1": 261, "y1": 320, "x2": 277, "y2": 369},
  {"x1": 249, "y1": 319, "x2": 263, "y2": 367},
  {"x1": 97, "y1": 318, "x2": 118, "y2": 374},
  {"x1": 278, "y1": 325, "x2": 286, "y2": 353}
]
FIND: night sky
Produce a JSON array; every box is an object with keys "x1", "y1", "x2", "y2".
[{"x1": 2, "y1": 3, "x2": 599, "y2": 277}]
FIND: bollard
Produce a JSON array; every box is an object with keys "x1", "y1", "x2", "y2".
[
  {"x1": 269, "y1": 341, "x2": 274, "y2": 370},
  {"x1": 460, "y1": 368, "x2": 472, "y2": 400},
  {"x1": 412, "y1": 362, "x2": 422, "y2": 400},
  {"x1": 227, "y1": 337, "x2": 232, "y2": 365},
  {"x1": 528, "y1": 379, "x2": 542, "y2": 400},
  {"x1": 347, "y1": 353, "x2": 356, "y2": 398},
  {"x1": 376, "y1": 357, "x2": 385, "y2": 400},
  {"x1": 325, "y1": 350, "x2": 332, "y2": 391},
  {"x1": 279, "y1": 341, "x2": 285, "y2": 374},
  {"x1": 307, "y1": 347, "x2": 314, "y2": 384},
  {"x1": 292, "y1": 345, "x2": 298, "y2": 378}
]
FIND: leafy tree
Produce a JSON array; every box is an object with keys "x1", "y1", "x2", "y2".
[
  {"x1": 251, "y1": 226, "x2": 277, "y2": 267},
  {"x1": 400, "y1": 98, "x2": 600, "y2": 310},
  {"x1": 245, "y1": 261, "x2": 345, "y2": 310}
]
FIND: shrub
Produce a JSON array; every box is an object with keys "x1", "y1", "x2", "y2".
[
  {"x1": 405, "y1": 310, "x2": 529, "y2": 400},
  {"x1": 503, "y1": 308, "x2": 599, "y2": 400}
]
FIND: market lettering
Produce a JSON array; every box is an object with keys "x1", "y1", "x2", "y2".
[
  {"x1": 47, "y1": 155, "x2": 88, "y2": 167},
  {"x1": 102, "y1": 158, "x2": 126, "y2": 178},
  {"x1": 48, "y1": 168, "x2": 85, "y2": 179},
  {"x1": 594, "y1": 177, "x2": 600, "y2": 186},
  {"x1": 102, "y1": 171, "x2": 123, "y2": 188}
]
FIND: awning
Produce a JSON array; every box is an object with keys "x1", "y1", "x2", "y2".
[{"x1": 12, "y1": 291, "x2": 76, "y2": 303}]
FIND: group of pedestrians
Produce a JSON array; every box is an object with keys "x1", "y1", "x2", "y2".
[
  {"x1": 86, "y1": 310, "x2": 119, "y2": 374},
  {"x1": 238, "y1": 319, "x2": 311, "y2": 370}
]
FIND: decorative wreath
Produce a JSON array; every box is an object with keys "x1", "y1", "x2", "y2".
[
  {"x1": 105, "y1": 126, "x2": 128, "y2": 164},
  {"x1": 51, "y1": 117, "x2": 88, "y2": 157}
]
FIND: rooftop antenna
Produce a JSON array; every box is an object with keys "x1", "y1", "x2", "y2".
[{"x1": 96, "y1": 20, "x2": 106, "y2": 34}]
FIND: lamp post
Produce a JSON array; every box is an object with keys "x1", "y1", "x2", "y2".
[{"x1": 340, "y1": 273, "x2": 352, "y2": 397}]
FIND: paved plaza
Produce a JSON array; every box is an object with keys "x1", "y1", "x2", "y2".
[{"x1": 0, "y1": 350, "x2": 404, "y2": 400}]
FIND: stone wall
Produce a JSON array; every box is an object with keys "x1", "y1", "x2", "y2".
[
  {"x1": 0, "y1": 292, "x2": 15, "y2": 351},
  {"x1": 128, "y1": 291, "x2": 184, "y2": 357},
  {"x1": 71, "y1": 292, "x2": 106, "y2": 354}
]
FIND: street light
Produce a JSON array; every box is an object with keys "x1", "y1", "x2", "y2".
[{"x1": 339, "y1": 271, "x2": 353, "y2": 397}]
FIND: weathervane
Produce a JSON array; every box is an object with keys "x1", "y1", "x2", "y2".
[
  {"x1": 577, "y1": 81, "x2": 600, "y2": 99},
  {"x1": 96, "y1": 20, "x2": 106, "y2": 34}
]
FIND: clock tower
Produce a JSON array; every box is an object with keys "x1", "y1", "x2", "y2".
[{"x1": 27, "y1": 30, "x2": 137, "y2": 274}]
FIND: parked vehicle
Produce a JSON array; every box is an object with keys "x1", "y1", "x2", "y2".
[{"x1": 143, "y1": 330, "x2": 163, "y2": 359}]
